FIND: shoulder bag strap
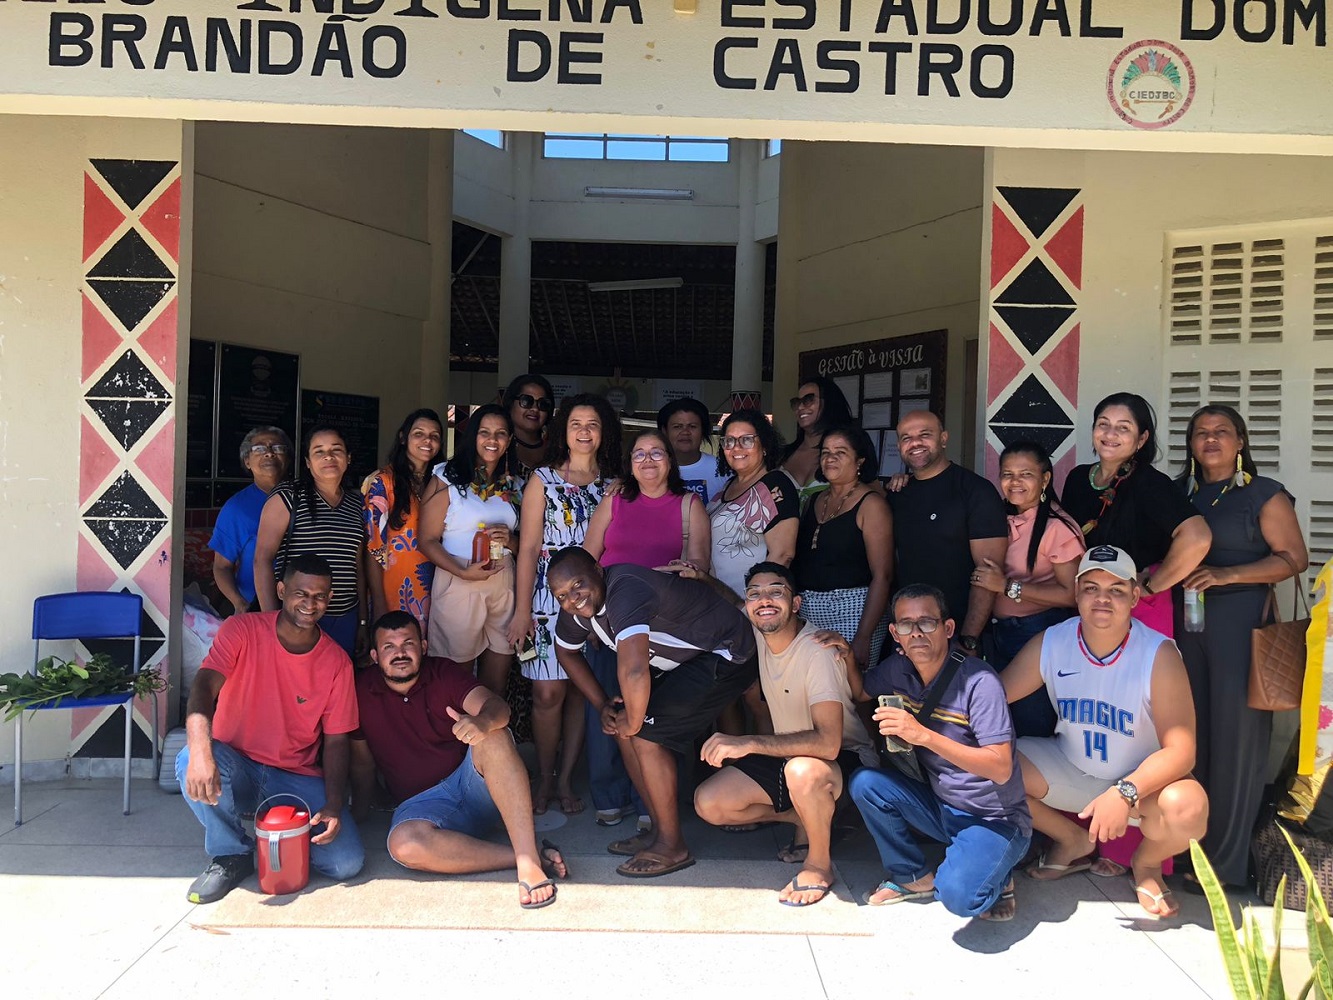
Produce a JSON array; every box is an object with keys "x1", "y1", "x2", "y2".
[
  {"x1": 1271, "y1": 550, "x2": 1310, "y2": 621},
  {"x1": 913, "y1": 649, "x2": 968, "y2": 727},
  {"x1": 680, "y1": 494, "x2": 691, "y2": 561}
]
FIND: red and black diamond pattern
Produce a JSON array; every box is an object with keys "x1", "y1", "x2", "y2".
[
  {"x1": 76, "y1": 158, "x2": 181, "y2": 758},
  {"x1": 986, "y1": 186, "x2": 1084, "y2": 488}
]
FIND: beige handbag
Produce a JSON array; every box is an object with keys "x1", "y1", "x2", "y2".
[{"x1": 1249, "y1": 553, "x2": 1311, "y2": 712}]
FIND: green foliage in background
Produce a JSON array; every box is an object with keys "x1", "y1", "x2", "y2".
[{"x1": 0, "y1": 652, "x2": 163, "y2": 722}]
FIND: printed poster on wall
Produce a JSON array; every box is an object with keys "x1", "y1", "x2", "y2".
[
  {"x1": 799, "y1": 329, "x2": 947, "y2": 477},
  {"x1": 301, "y1": 389, "x2": 380, "y2": 487},
  {"x1": 215, "y1": 343, "x2": 301, "y2": 482}
]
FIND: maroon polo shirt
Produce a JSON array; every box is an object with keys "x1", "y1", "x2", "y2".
[{"x1": 353, "y1": 656, "x2": 482, "y2": 802}]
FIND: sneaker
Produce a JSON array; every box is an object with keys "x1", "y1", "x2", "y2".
[
  {"x1": 187, "y1": 853, "x2": 255, "y2": 904},
  {"x1": 595, "y1": 805, "x2": 635, "y2": 827}
]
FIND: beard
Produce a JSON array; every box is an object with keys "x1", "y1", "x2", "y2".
[
  {"x1": 380, "y1": 658, "x2": 420, "y2": 685},
  {"x1": 752, "y1": 613, "x2": 791, "y2": 635}
]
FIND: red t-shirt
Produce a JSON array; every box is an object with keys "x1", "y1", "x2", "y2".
[
  {"x1": 353, "y1": 656, "x2": 482, "y2": 802},
  {"x1": 206, "y1": 612, "x2": 358, "y2": 777}
]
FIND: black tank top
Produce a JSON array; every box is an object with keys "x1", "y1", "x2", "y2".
[{"x1": 793, "y1": 492, "x2": 872, "y2": 592}]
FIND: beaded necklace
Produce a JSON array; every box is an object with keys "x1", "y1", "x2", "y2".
[
  {"x1": 1081, "y1": 460, "x2": 1135, "y2": 537},
  {"x1": 1076, "y1": 622, "x2": 1132, "y2": 667}
]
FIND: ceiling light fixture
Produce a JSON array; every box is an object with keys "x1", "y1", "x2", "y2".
[
  {"x1": 587, "y1": 278, "x2": 685, "y2": 293},
  {"x1": 584, "y1": 186, "x2": 695, "y2": 201}
]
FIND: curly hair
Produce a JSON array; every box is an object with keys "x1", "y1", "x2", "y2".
[
  {"x1": 716, "y1": 408, "x2": 784, "y2": 479},
  {"x1": 543, "y1": 393, "x2": 623, "y2": 480}
]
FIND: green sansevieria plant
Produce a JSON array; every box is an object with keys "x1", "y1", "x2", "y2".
[{"x1": 1191, "y1": 830, "x2": 1333, "y2": 999}]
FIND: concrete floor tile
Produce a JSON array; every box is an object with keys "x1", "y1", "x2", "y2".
[{"x1": 0, "y1": 779, "x2": 197, "y2": 847}]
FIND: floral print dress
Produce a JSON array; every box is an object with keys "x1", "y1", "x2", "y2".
[
  {"x1": 525, "y1": 466, "x2": 606, "y2": 681},
  {"x1": 363, "y1": 468, "x2": 433, "y2": 631}
]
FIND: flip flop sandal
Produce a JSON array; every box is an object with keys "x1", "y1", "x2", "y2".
[
  {"x1": 779, "y1": 875, "x2": 834, "y2": 907},
  {"x1": 979, "y1": 883, "x2": 1017, "y2": 922},
  {"x1": 778, "y1": 837, "x2": 810, "y2": 864},
  {"x1": 616, "y1": 853, "x2": 697, "y2": 879},
  {"x1": 519, "y1": 878, "x2": 558, "y2": 910},
  {"x1": 1089, "y1": 858, "x2": 1128, "y2": 878},
  {"x1": 1026, "y1": 850, "x2": 1095, "y2": 880},
  {"x1": 608, "y1": 833, "x2": 655, "y2": 857},
  {"x1": 864, "y1": 879, "x2": 934, "y2": 906},
  {"x1": 539, "y1": 838, "x2": 569, "y2": 880},
  {"x1": 1135, "y1": 884, "x2": 1179, "y2": 919}
]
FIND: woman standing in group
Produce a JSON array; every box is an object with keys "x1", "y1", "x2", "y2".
[
  {"x1": 708, "y1": 408, "x2": 800, "y2": 600},
  {"x1": 580, "y1": 428, "x2": 711, "y2": 827},
  {"x1": 1175, "y1": 404, "x2": 1308, "y2": 889},
  {"x1": 790, "y1": 423, "x2": 893, "y2": 672},
  {"x1": 972, "y1": 440, "x2": 1084, "y2": 737},
  {"x1": 362, "y1": 409, "x2": 443, "y2": 633},
  {"x1": 418, "y1": 404, "x2": 523, "y2": 698},
  {"x1": 780, "y1": 377, "x2": 856, "y2": 510},
  {"x1": 1060, "y1": 392, "x2": 1211, "y2": 635},
  {"x1": 510, "y1": 393, "x2": 622, "y2": 815},
  {"x1": 254, "y1": 425, "x2": 367, "y2": 657},
  {"x1": 503, "y1": 373, "x2": 556, "y2": 476}
]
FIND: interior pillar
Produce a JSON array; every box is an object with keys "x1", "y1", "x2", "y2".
[
  {"x1": 732, "y1": 138, "x2": 765, "y2": 407},
  {"x1": 498, "y1": 132, "x2": 534, "y2": 386},
  {"x1": 423, "y1": 129, "x2": 453, "y2": 411}
]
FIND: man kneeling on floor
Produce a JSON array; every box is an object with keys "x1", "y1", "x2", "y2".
[
  {"x1": 177, "y1": 553, "x2": 364, "y2": 904},
  {"x1": 693, "y1": 562, "x2": 879, "y2": 906},
  {"x1": 548, "y1": 546, "x2": 759, "y2": 878},
  {"x1": 1002, "y1": 545, "x2": 1208, "y2": 920},
  {"x1": 847, "y1": 583, "x2": 1031, "y2": 921},
  {"x1": 350, "y1": 611, "x2": 567, "y2": 909}
]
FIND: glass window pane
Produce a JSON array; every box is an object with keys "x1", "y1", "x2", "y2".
[
  {"x1": 545, "y1": 137, "x2": 606, "y2": 159},
  {"x1": 766, "y1": 139, "x2": 783, "y2": 157},
  {"x1": 463, "y1": 129, "x2": 504, "y2": 148},
  {"x1": 608, "y1": 139, "x2": 666, "y2": 160},
  {"x1": 670, "y1": 141, "x2": 729, "y2": 162}
]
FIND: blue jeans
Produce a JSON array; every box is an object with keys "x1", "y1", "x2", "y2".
[
  {"x1": 988, "y1": 606, "x2": 1070, "y2": 738},
  {"x1": 320, "y1": 608, "x2": 359, "y2": 659},
  {"x1": 389, "y1": 746, "x2": 501, "y2": 842},
  {"x1": 175, "y1": 740, "x2": 365, "y2": 880},
  {"x1": 849, "y1": 766, "x2": 1030, "y2": 918},
  {"x1": 583, "y1": 642, "x2": 645, "y2": 815}
]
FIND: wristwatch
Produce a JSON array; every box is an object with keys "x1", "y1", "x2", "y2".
[
  {"x1": 958, "y1": 635, "x2": 980, "y2": 653},
  {"x1": 1115, "y1": 778, "x2": 1139, "y2": 808},
  {"x1": 1005, "y1": 578, "x2": 1023, "y2": 603}
]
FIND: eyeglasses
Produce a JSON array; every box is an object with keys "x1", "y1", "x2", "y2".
[
  {"x1": 249, "y1": 444, "x2": 290, "y2": 456},
  {"x1": 790, "y1": 392, "x2": 819, "y2": 410},
  {"x1": 631, "y1": 447, "x2": 668, "y2": 464},
  {"x1": 744, "y1": 584, "x2": 790, "y2": 602},
  {"x1": 515, "y1": 394, "x2": 554, "y2": 413},
  {"x1": 891, "y1": 617, "x2": 941, "y2": 635},
  {"x1": 721, "y1": 434, "x2": 758, "y2": 451}
]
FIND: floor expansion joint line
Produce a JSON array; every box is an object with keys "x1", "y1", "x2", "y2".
[{"x1": 92, "y1": 905, "x2": 195, "y2": 1000}]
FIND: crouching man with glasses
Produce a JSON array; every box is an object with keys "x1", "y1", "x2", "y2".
[{"x1": 827, "y1": 584, "x2": 1031, "y2": 921}]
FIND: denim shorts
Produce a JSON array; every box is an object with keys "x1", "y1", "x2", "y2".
[{"x1": 388, "y1": 746, "x2": 501, "y2": 848}]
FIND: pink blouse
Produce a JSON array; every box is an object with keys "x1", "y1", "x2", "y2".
[
  {"x1": 600, "y1": 491, "x2": 691, "y2": 569},
  {"x1": 993, "y1": 506, "x2": 1085, "y2": 618}
]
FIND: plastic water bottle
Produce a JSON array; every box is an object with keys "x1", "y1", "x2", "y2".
[{"x1": 1184, "y1": 588, "x2": 1205, "y2": 632}]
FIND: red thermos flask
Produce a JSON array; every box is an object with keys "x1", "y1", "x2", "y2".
[{"x1": 255, "y1": 795, "x2": 311, "y2": 895}]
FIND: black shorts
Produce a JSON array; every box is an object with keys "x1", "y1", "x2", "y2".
[
  {"x1": 635, "y1": 651, "x2": 759, "y2": 754},
  {"x1": 728, "y1": 749, "x2": 866, "y2": 813}
]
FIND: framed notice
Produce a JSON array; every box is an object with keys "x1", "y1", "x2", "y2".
[
  {"x1": 302, "y1": 389, "x2": 380, "y2": 487},
  {"x1": 799, "y1": 329, "x2": 947, "y2": 478},
  {"x1": 215, "y1": 344, "x2": 301, "y2": 481}
]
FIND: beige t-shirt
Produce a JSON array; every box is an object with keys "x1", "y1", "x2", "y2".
[{"x1": 758, "y1": 621, "x2": 878, "y2": 769}]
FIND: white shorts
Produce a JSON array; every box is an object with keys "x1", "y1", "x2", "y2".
[{"x1": 1016, "y1": 736, "x2": 1141, "y2": 826}]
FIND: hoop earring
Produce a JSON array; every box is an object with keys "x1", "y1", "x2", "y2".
[{"x1": 1186, "y1": 456, "x2": 1198, "y2": 496}]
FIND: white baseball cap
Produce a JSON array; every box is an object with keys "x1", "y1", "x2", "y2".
[{"x1": 1075, "y1": 544, "x2": 1138, "y2": 582}]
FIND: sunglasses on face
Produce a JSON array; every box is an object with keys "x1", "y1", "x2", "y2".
[
  {"x1": 515, "y1": 394, "x2": 554, "y2": 413},
  {"x1": 789, "y1": 392, "x2": 819, "y2": 410},
  {"x1": 722, "y1": 434, "x2": 758, "y2": 451},
  {"x1": 631, "y1": 447, "x2": 668, "y2": 464}
]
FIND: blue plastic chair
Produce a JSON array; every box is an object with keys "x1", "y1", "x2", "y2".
[{"x1": 12, "y1": 592, "x2": 158, "y2": 826}]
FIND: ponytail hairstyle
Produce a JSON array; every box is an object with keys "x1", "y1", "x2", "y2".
[
  {"x1": 1092, "y1": 392, "x2": 1160, "y2": 467},
  {"x1": 1178, "y1": 404, "x2": 1257, "y2": 494},
  {"x1": 296, "y1": 424, "x2": 350, "y2": 526},
  {"x1": 999, "y1": 439, "x2": 1082, "y2": 575}
]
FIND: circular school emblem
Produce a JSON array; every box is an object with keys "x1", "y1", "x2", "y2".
[{"x1": 1106, "y1": 40, "x2": 1195, "y2": 130}]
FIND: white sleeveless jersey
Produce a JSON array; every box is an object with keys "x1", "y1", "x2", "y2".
[{"x1": 1038, "y1": 617, "x2": 1168, "y2": 780}]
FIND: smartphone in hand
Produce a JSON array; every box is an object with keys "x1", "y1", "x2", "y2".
[
  {"x1": 877, "y1": 694, "x2": 912, "y2": 753},
  {"x1": 516, "y1": 634, "x2": 538, "y2": 663}
]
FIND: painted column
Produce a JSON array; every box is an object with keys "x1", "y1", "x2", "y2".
[
  {"x1": 984, "y1": 184, "x2": 1084, "y2": 490},
  {"x1": 498, "y1": 132, "x2": 534, "y2": 387},
  {"x1": 422, "y1": 129, "x2": 452, "y2": 412},
  {"x1": 732, "y1": 139, "x2": 765, "y2": 405}
]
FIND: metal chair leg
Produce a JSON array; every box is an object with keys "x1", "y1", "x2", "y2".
[
  {"x1": 13, "y1": 710, "x2": 21, "y2": 827},
  {"x1": 122, "y1": 700, "x2": 132, "y2": 816}
]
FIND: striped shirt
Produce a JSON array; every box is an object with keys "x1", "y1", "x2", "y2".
[{"x1": 272, "y1": 482, "x2": 364, "y2": 615}]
